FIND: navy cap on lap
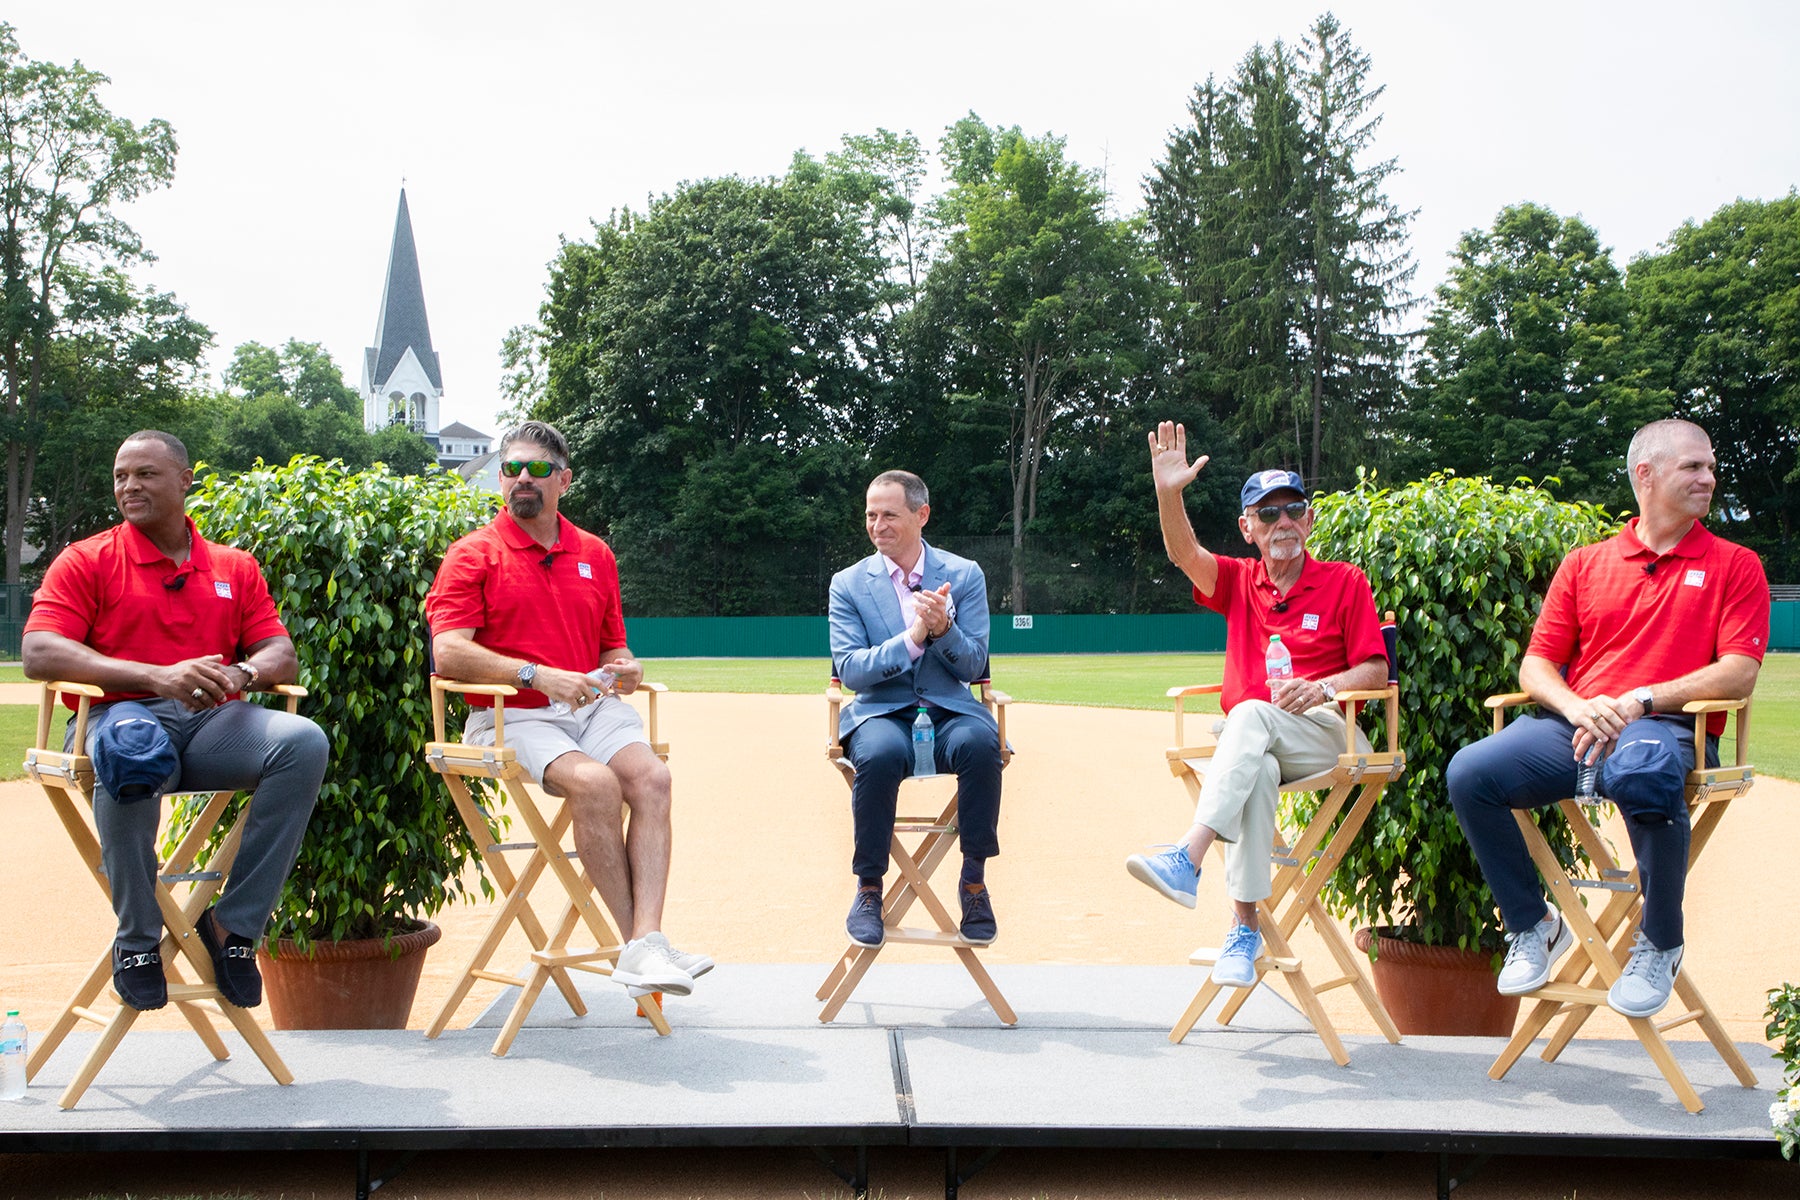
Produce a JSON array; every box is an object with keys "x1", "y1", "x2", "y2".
[{"x1": 91, "y1": 702, "x2": 179, "y2": 804}]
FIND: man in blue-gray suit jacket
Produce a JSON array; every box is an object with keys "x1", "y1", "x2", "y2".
[{"x1": 829, "y1": 470, "x2": 1003, "y2": 949}]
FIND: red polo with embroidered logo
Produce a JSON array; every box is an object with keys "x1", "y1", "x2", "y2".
[
  {"x1": 25, "y1": 516, "x2": 288, "y2": 710},
  {"x1": 426, "y1": 509, "x2": 627, "y2": 708}
]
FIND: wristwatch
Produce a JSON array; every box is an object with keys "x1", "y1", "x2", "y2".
[
  {"x1": 234, "y1": 660, "x2": 260, "y2": 689},
  {"x1": 517, "y1": 662, "x2": 539, "y2": 688},
  {"x1": 1632, "y1": 686, "x2": 1654, "y2": 713},
  {"x1": 1320, "y1": 681, "x2": 1337, "y2": 703}
]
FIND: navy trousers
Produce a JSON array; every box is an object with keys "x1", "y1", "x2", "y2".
[
  {"x1": 845, "y1": 707, "x2": 1002, "y2": 882},
  {"x1": 1447, "y1": 712, "x2": 1709, "y2": 950}
]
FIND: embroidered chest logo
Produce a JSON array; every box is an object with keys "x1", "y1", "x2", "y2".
[
  {"x1": 1683, "y1": 569, "x2": 1705, "y2": 588},
  {"x1": 1301, "y1": 612, "x2": 1320, "y2": 631},
  {"x1": 577, "y1": 562, "x2": 593, "y2": 579},
  {"x1": 214, "y1": 580, "x2": 233, "y2": 599}
]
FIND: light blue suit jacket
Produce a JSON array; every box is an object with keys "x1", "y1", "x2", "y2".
[{"x1": 828, "y1": 541, "x2": 996, "y2": 740}]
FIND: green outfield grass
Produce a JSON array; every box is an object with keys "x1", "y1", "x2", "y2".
[{"x1": 3, "y1": 653, "x2": 1794, "y2": 779}]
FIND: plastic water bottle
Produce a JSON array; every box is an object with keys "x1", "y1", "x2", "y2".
[
  {"x1": 550, "y1": 668, "x2": 617, "y2": 716},
  {"x1": 911, "y1": 706, "x2": 936, "y2": 778},
  {"x1": 1265, "y1": 634, "x2": 1293, "y2": 684},
  {"x1": 0, "y1": 1010, "x2": 25, "y2": 1101}
]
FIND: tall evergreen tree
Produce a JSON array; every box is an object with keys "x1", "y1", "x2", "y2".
[{"x1": 1146, "y1": 15, "x2": 1412, "y2": 491}]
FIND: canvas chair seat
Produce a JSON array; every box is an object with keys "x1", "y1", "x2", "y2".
[
  {"x1": 815, "y1": 679, "x2": 1016, "y2": 1025},
  {"x1": 1161, "y1": 614, "x2": 1405, "y2": 1066},
  {"x1": 23, "y1": 681, "x2": 305, "y2": 1110},
  {"x1": 1482, "y1": 692, "x2": 1760, "y2": 1113},
  {"x1": 424, "y1": 678, "x2": 675, "y2": 1050}
]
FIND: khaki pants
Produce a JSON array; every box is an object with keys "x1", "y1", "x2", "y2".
[{"x1": 1193, "y1": 700, "x2": 1366, "y2": 903}]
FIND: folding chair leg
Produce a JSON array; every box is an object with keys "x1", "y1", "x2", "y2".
[
  {"x1": 953, "y1": 947, "x2": 1017, "y2": 1026},
  {"x1": 1256, "y1": 909, "x2": 1349, "y2": 1067},
  {"x1": 27, "y1": 946, "x2": 111, "y2": 1082},
  {"x1": 1674, "y1": 971, "x2": 1757, "y2": 1086},
  {"x1": 818, "y1": 948, "x2": 882, "y2": 1023},
  {"x1": 58, "y1": 1006, "x2": 141, "y2": 1111},
  {"x1": 1170, "y1": 978, "x2": 1225, "y2": 1043}
]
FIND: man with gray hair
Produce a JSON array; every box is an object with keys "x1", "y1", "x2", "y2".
[
  {"x1": 428, "y1": 419, "x2": 710, "y2": 997},
  {"x1": 1448, "y1": 418, "x2": 1768, "y2": 1018},
  {"x1": 829, "y1": 469, "x2": 1003, "y2": 948}
]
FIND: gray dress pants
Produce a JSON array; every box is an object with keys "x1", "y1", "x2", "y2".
[{"x1": 70, "y1": 697, "x2": 327, "y2": 948}]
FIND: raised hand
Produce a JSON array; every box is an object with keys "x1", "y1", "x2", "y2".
[{"x1": 1148, "y1": 420, "x2": 1209, "y2": 493}]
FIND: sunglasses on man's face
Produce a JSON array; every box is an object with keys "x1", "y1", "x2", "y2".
[
  {"x1": 1252, "y1": 500, "x2": 1310, "y2": 524},
  {"x1": 501, "y1": 459, "x2": 561, "y2": 478}
]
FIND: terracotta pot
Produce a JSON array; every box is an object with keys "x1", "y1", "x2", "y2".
[
  {"x1": 258, "y1": 920, "x2": 442, "y2": 1030},
  {"x1": 1353, "y1": 926, "x2": 1519, "y2": 1037}
]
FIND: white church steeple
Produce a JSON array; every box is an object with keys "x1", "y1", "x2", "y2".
[{"x1": 361, "y1": 189, "x2": 443, "y2": 445}]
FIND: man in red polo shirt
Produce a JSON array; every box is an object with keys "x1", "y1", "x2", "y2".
[
  {"x1": 1449, "y1": 419, "x2": 1768, "y2": 1018},
  {"x1": 1126, "y1": 421, "x2": 1388, "y2": 989},
  {"x1": 426, "y1": 420, "x2": 708, "y2": 998},
  {"x1": 23, "y1": 431, "x2": 327, "y2": 1013}
]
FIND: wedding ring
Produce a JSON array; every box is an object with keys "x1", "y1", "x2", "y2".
[{"x1": 191, "y1": 687, "x2": 206, "y2": 700}]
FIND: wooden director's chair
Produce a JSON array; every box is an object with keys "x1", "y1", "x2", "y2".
[
  {"x1": 424, "y1": 677, "x2": 675, "y2": 1050},
  {"x1": 1482, "y1": 692, "x2": 1759, "y2": 1113},
  {"x1": 24, "y1": 681, "x2": 306, "y2": 1110},
  {"x1": 1162, "y1": 615, "x2": 1405, "y2": 1066},
  {"x1": 816, "y1": 679, "x2": 1017, "y2": 1025}
]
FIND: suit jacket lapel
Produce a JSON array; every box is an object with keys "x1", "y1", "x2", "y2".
[
  {"x1": 863, "y1": 554, "x2": 906, "y2": 640},
  {"x1": 919, "y1": 541, "x2": 946, "y2": 596}
]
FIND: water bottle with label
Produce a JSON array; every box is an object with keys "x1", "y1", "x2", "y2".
[
  {"x1": 911, "y1": 706, "x2": 936, "y2": 778},
  {"x1": 0, "y1": 1010, "x2": 26, "y2": 1101},
  {"x1": 1265, "y1": 634, "x2": 1293, "y2": 686}
]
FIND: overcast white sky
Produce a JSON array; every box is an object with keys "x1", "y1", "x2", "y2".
[{"x1": 9, "y1": 1, "x2": 1798, "y2": 435}]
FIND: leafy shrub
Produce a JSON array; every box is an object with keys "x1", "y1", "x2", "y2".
[
  {"x1": 188, "y1": 457, "x2": 497, "y2": 947},
  {"x1": 1769, "y1": 982, "x2": 1800, "y2": 1159},
  {"x1": 1300, "y1": 471, "x2": 1614, "y2": 951}
]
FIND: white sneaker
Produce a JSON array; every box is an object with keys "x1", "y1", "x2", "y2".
[
  {"x1": 613, "y1": 935, "x2": 693, "y2": 996},
  {"x1": 1608, "y1": 932, "x2": 1683, "y2": 1018},
  {"x1": 646, "y1": 931, "x2": 713, "y2": 980},
  {"x1": 1496, "y1": 912, "x2": 1574, "y2": 996}
]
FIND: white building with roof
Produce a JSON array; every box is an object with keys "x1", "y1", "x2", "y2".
[{"x1": 361, "y1": 189, "x2": 444, "y2": 449}]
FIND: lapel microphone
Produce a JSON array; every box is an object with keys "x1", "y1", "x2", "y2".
[
  {"x1": 541, "y1": 552, "x2": 555, "y2": 570},
  {"x1": 1643, "y1": 562, "x2": 1657, "y2": 577},
  {"x1": 1272, "y1": 599, "x2": 1288, "y2": 613},
  {"x1": 163, "y1": 573, "x2": 189, "y2": 592}
]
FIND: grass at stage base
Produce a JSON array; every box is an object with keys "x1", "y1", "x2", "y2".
[{"x1": 3, "y1": 652, "x2": 1794, "y2": 780}]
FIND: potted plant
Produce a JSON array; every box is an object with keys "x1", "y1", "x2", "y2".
[
  {"x1": 185, "y1": 456, "x2": 497, "y2": 1028},
  {"x1": 1297, "y1": 471, "x2": 1613, "y2": 1035}
]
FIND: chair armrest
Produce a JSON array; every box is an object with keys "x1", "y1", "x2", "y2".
[
  {"x1": 1680, "y1": 698, "x2": 1747, "y2": 714},
  {"x1": 636, "y1": 680, "x2": 666, "y2": 749},
  {"x1": 270, "y1": 683, "x2": 305, "y2": 714},
  {"x1": 1683, "y1": 697, "x2": 1752, "y2": 769},
  {"x1": 1484, "y1": 691, "x2": 1532, "y2": 734},
  {"x1": 431, "y1": 677, "x2": 519, "y2": 745},
  {"x1": 826, "y1": 679, "x2": 846, "y2": 758},
  {"x1": 1167, "y1": 683, "x2": 1225, "y2": 748},
  {"x1": 1331, "y1": 688, "x2": 1389, "y2": 702},
  {"x1": 38, "y1": 681, "x2": 105, "y2": 755}
]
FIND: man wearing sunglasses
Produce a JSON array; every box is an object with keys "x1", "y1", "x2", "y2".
[
  {"x1": 1126, "y1": 421, "x2": 1387, "y2": 989},
  {"x1": 427, "y1": 420, "x2": 709, "y2": 998}
]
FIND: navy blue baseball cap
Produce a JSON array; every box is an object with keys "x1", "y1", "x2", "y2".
[
  {"x1": 90, "y1": 702, "x2": 180, "y2": 805},
  {"x1": 1599, "y1": 726, "x2": 1688, "y2": 825},
  {"x1": 1241, "y1": 469, "x2": 1307, "y2": 508}
]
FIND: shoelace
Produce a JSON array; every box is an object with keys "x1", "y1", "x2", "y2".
[
  {"x1": 1619, "y1": 933, "x2": 1675, "y2": 980},
  {"x1": 1222, "y1": 925, "x2": 1260, "y2": 955}
]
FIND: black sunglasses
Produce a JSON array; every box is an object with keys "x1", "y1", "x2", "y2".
[
  {"x1": 1253, "y1": 501, "x2": 1310, "y2": 524},
  {"x1": 500, "y1": 459, "x2": 562, "y2": 478}
]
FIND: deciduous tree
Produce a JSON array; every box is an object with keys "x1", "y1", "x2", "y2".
[{"x1": 0, "y1": 24, "x2": 178, "y2": 581}]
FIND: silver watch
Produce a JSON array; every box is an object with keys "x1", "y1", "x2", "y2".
[
  {"x1": 1633, "y1": 686, "x2": 1653, "y2": 713},
  {"x1": 1320, "y1": 681, "x2": 1337, "y2": 702},
  {"x1": 517, "y1": 662, "x2": 538, "y2": 688}
]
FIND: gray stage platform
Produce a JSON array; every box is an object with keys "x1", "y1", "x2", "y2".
[{"x1": 0, "y1": 965, "x2": 1787, "y2": 1197}]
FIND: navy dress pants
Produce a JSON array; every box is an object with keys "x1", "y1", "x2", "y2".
[
  {"x1": 845, "y1": 707, "x2": 1002, "y2": 882},
  {"x1": 1447, "y1": 712, "x2": 1709, "y2": 950}
]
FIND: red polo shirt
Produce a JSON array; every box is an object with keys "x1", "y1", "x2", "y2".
[
  {"x1": 26, "y1": 517, "x2": 289, "y2": 710},
  {"x1": 1196, "y1": 553, "x2": 1387, "y2": 713},
  {"x1": 425, "y1": 510, "x2": 627, "y2": 708},
  {"x1": 1528, "y1": 519, "x2": 1768, "y2": 737}
]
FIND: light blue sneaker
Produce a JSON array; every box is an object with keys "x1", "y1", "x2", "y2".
[
  {"x1": 1125, "y1": 844, "x2": 1199, "y2": 909},
  {"x1": 1211, "y1": 922, "x2": 1264, "y2": 989}
]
